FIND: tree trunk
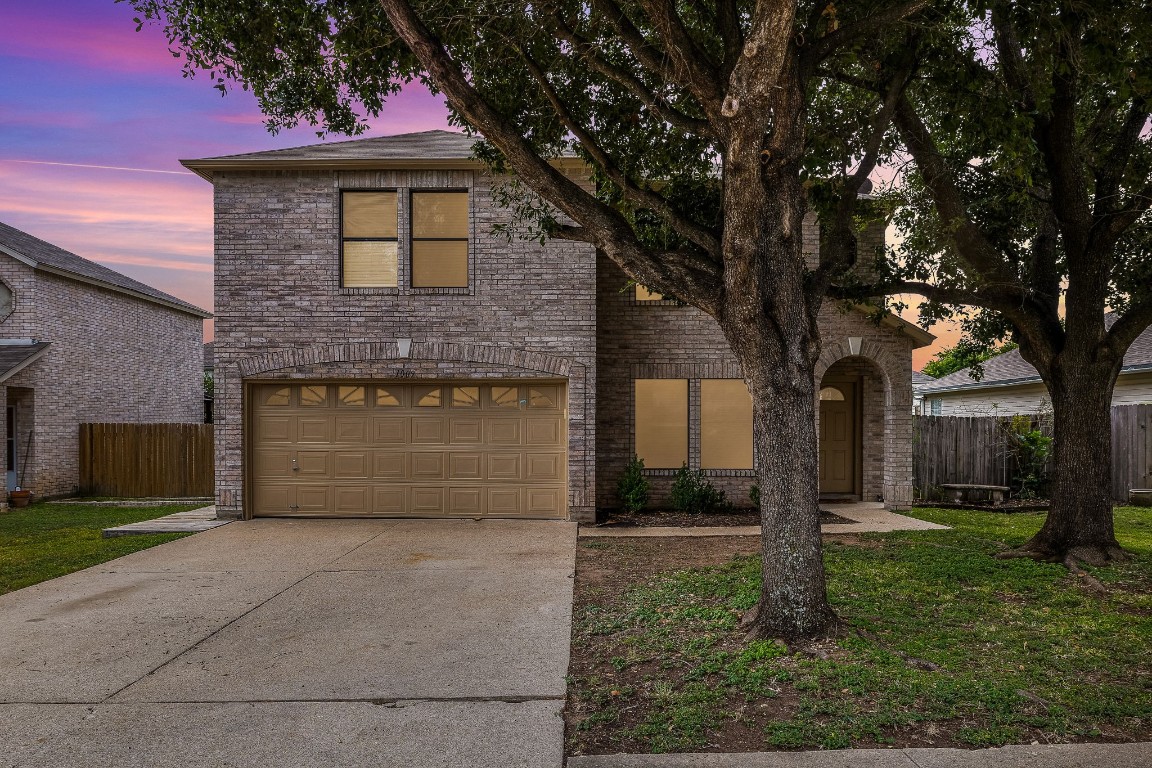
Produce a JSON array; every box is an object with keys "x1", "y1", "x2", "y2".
[
  {"x1": 1009, "y1": 361, "x2": 1129, "y2": 566},
  {"x1": 735, "y1": 330, "x2": 841, "y2": 640}
]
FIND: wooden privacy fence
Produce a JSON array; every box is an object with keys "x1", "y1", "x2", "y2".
[
  {"x1": 79, "y1": 423, "x2": 214, "y2": 498},
  {"x1": 914, "y1": 404, "x2": 1152, "y2": 502}
]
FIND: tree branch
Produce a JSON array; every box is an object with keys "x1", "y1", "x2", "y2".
[
  {"x1": 632, "y1": 0, "x2": 724, "y2": 108},
  {"x1": 1107, "y1": 297, "x2": 1152, "y2": 354},
  {"x1": 376, "y1": 0, "x2": 724, "y2": 311},
  {"x1": 801, "y1": 0, "x2": 929, "y2": 72},
  {"x1": 590, "y1": 0, "x2": 722, "y2": 116},
  {"x1": 515, "y1": 47, "x2": 722, "y2": 257},
  {"x1": 810, "y1": 65, "x2": 911, "y2": 297},
  {"x1": 892, "y1": 95, "x2": 1016, "y2": 281},
  {"x1": 542, "y1": 9, "x2": 711, "y2": 136},
  {"x1": 715, "y1": 0, "x2": 744, "y2": 77},
  {"x1": 989, "y1": 3, "x2": 1037, "y2": 113}
]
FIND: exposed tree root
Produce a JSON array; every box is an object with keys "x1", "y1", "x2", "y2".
[
  {"x1": 995, "y1": 542, "x2": 1130, "y2": 568},
  {"x1": 855, "y1": 627, "x2": 943, "y2": 672},
  {"x1": 739, "y1": 603, "x2": 846, "y2": 646}
]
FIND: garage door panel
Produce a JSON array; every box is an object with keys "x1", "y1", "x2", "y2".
[
  {"x1": 412, "y1": 487, "x2": 444, "y2": 514},
  {"x1": 255, "y1": 416, "x2": 292, "y2": 443},
  {"x1": 253, "y1": 484, "x2": 292, "y2": 515},
  {"x1": 525, "y1": 418, "x2": 561, "y2": 445},
  {"x1": 412, "y1": 417, "x2": 446, "y2": 444},
  {"x1": 487, "y1": 453, "x2": 521, "y2": 480},
  {"x1": 372, "y1": 452, "x2": 408, "y2": 479},
  {"x1": 525, "y1": 453, "x2": 562, "y2": 482},
  {"x1": 450, "y1": 488, "x2": 482, "y2": 516},
  {"x1": 373, "y1": 486, "x2": 406, "y2": 514},
  {"x1": 252, "y1": 381, "x2": 566, "y2": 519},
  {"x1": 334, "y1": 416, "x2": 369, "y2": 444},
  {"x1": 487, "y1": 488, "x2": 522, "y2": 516},
  {"x1": 526, "y1": 488, "x2": 563, "y2": 517},
  {"x1": 487, "y1": 419, "x2": 522, "y2": 445},
  {"x1": 449, "y1": 417, "x2": 483, "y2": 444},
  {"x1": 297, "y1": 418, "x2": 333, "y2": 443},
  {"x1": 296, "y1": 451, "x2": 330, "y2": 476},
  {"x1": 255, "y1": 450, "x2": 293, "y2": 478},
  {"x1": 333, "y1": 451, "x2": 369, "y2": 479},
  {"x1": 411, "y1": 452, "x2": 445, "y2": 479},
  {"x1": 372, "y1": 417, "x2": 409, "y2": 444},
  {"x1": 296, "y1": 485, "x2": 331, "y2": 512},
  {"x1": 334, "y1": 485, "x2": 369, "y2": 514},
  {"x1": 449, "y1": 453, "x2": 482, "y2": 479}
]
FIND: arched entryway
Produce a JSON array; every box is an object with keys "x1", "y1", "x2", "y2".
[
  {"x1": 818, "y1": 355, "x2": 890, "y2": 501},
  {"x1": 818, "y1": 379, "x2": 859, "y2": 496}
]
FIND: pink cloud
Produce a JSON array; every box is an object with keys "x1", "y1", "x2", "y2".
[{"x1": 2, "y1": 5, "x2": 182, "y2": 76}]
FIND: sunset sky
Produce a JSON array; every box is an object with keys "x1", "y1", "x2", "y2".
[{"x1": 0, "y1": 2, "x2": 954, "y2": 366}]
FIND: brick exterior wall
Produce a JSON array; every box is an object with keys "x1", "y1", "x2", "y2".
[
  {"x1": 0, "y1": 261, "x2": 204, "y2": 498},
  {"x1": 212, "y1": 165, "x2": 915, "y2": 520},
  {"x1": 595, "y1": 211, "x2": 918, "y2": 513},
  {"x1": 210, "y1": 169, "x2": 598, "y2": 520}
]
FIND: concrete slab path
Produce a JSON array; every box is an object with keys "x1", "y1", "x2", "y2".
[
  {"x1": 0, "y1": 518, "x2": 577, "y2": 767},
  {"x1": 579, "y1": 502, "x2": 948, "y2": 538},
  {"x1": 101, "y1": 504, "x2": 231, "y2": 537}
]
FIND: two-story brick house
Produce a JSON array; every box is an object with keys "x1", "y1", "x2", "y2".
[
  {"x1": 0, "y1": 222, "x2": 210, "y2": 499},
  {"x1": 185, "y1": 130, "x2": 932, "y2": 522}
]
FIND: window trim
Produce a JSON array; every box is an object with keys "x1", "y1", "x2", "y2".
[{"x1": 339, "y1": 189, "x2": 399, "y2": 290}]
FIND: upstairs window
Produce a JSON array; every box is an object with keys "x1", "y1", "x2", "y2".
[
  {"x1": 411, "y1": 191, "x2": 469, "y2": 287},
  {"x1": 341, "y1": 191, "x2": 398, "y2": 287}
]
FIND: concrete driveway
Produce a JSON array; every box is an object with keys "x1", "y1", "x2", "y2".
[{"x1": 0, "y1": 518, "x2": 577, "y2": 767}]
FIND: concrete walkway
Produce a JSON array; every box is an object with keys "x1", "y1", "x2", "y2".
[
  {"x1": 101, "y1": 504, "x2": 231, "y2": 537},
  {"x1": 579, "y1": 502, "x2": 949, "y2": 538},
  {"x1": 0, "y1": 518, "x2": 577, "y2": 767}
]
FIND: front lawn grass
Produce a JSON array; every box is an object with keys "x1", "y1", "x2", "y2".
[
  {"x1": 566, "y1": 506, "x2": 1152, "y2": 754},
  {"x1": 0, "y1": 502, "x2": 203, "y2": 595}
]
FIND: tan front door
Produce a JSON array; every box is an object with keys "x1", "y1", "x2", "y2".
[
  {"x1": 250, "y1": 382, "x2": 567, "y2": 518},
  {"x1": 819, "y1": 381, "x2": 857, "y2": 495}
]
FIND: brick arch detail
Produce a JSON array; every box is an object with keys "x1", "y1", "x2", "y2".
[
  {"x1": 816, "y1": 339, "x2": 901, "y2": 399},
  {"x1": 232, "y1": 340, "x2": 575, "y2": 378}
]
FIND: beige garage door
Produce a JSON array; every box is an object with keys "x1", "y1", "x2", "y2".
[{"x1": 251, "y1": 382, "x2": 567, "y2": 518}]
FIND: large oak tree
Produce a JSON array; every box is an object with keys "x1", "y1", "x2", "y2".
[
  {"x1": 857, "y1": 0, "x2": 1152, "y2": 566},
  {"x1": 126, "y1": 0, "x2": 930, "y2": 638}
]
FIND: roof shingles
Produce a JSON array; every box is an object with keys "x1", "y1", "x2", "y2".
[
  {"x1": 0, "y1": 222, "x2": 209, "y2": 318},
  {"x1": 922, "y1": 319, "x2": 1152, "y2": 394}
]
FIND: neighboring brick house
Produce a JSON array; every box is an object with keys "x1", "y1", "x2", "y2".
[
  {"x1": 184, "y1": 130, "x2": 933, "y2": 522},
  {"x1": 0, "y1": 222, "x2": 210, "y2": 499},
  {"x1": 921, "y1": 319, "x2": 1152, "y2": 416}
]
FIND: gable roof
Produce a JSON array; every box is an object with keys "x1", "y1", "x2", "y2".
[
  {"x1": 181, "y1": 130, "x2": 583, "y2": 180},
  {"x1": 0, "y1": 342, "x2": 50, "y2": 383},
  {"x1": 922, "y1": 319, "x2": 1152, "y2": 394},
  {"x1": 912, "y1": 371, "x2": 936, "y2": 387},
  {"x1": 0, "y1": 222, "x2": 210, "y2": 318}
]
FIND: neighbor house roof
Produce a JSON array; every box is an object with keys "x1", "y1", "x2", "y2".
[
  {"x1": 912, "y1": 371, "x2": 936, "y2": 388},
  {"x1": 0, "y1": 342, "x2": 50, "y2": 383},
  {"x1": 0, "y1": 222, "x2": 211, "y2": 318},
  {"x1": 922, "y1": 319, "x2": 1152, "y2": 394},
  {"x1": 181, "y1": 130, "x2": 583, "y2": 180}
]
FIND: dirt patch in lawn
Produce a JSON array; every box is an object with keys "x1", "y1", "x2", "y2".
[
  {"x1": 592, "y1": 508, "x2": 856, "y2": 528},
  {"x1": 565, "y1": 532, "x2": 1152, "y2": 756}
]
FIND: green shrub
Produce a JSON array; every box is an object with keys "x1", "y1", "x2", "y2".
[
  {"x1": 670, "y1": 465, "x2": 731, "y2": 514},
  {"x1": 617, "y1": 456, "x2": 650, "y2": 513},
  {"x1": 749, "y1": 483, "x2": 761, "y2": 508}
]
